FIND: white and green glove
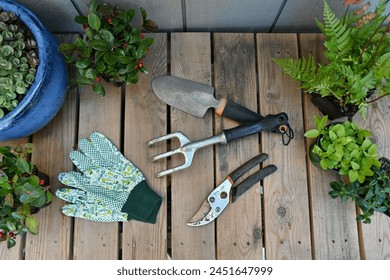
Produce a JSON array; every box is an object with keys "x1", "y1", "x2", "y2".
[{"x1": 56, "y1": 132, "x2": 162, "y2": 224}]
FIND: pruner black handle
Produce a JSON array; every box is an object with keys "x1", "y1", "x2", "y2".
[
  {"x1": 231, "y1": 164, "x2": 277, "y2": 203},
  {"x1": 223, "y1": 112, "x2": 289, "y2": 143},
  {"x1": 229, "y1": 153, "x2": 269, "y2": 182}
]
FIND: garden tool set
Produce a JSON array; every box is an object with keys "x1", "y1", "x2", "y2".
[
  {"x1": 56, "y1": 75, "x2": 295, "y2": 226},
  {"x1": 147, "y1": 75, "x2": 294, "y2": 177}
]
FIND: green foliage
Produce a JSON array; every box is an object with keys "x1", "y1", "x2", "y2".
[
  {"x1": 305, "y1": 115, "x2": 381, "y2": 183},
  {"x1": 329, "y1": 157, "x2": 390, "y2": 224},
  {"x1": 0, "y1": 6, "x2": 38, "y2": 119},
  {"x1": 0, "y1": 144, "x2": 52, "y2": 249},
  {"x1": 58, "y1": 0, "x2": 158, "y2": 96},
  {"x1": 273, "y1": 0, "x2": 390, "y2": 118}
]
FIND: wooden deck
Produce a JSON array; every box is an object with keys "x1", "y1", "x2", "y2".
[{"x1": 1, "y1": 33, "x2": 389, "y2": 260}]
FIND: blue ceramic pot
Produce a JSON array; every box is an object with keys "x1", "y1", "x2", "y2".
[{"x1": 0, "y1": 0, "x2": 67, "y2": 141}]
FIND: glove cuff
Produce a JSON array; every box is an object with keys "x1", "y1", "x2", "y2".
[{"x1": 121, "y1": 180, "x2": 162, "y2": 224}]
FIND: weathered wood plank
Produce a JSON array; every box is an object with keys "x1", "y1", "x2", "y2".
[
  {"x1": 353, "y1": 89, "x2": 390, "y2": 260},
  {"x1": 170, "y1": 32, "x2": 215, "y2": 259},
  {"x1": 122, "y1": 33, "x2": 168, "y2": 260},
  {"x1": 24, "y1": 34, "x2": 78, "y2": 260},
  {"x1": 213, "y1": 33, "x2": 262, "y2": 259},
  {"x1": 0, "y1": 137, "x2": 29, "y2": 259},
  {"x1": 299, "y1": 33, "x2": 360, "y2": 259},
  {"x1": 257, "y1": 33, "x2": 312, "y2": 259},
  {"x1": 73, "y1": 82, "x2": 122, "y2": 259}
]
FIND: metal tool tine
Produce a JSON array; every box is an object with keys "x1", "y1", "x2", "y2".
[
  {"x1": 156, "y1": 161, "x2": 192, "y2": 177},
  {"x1": 146, "y1": 131, "x2": 190, "y2": 146},
  {"x1": 147, "y1": 130, "x2": 225, "y2": 177},
  {"x1": 150, "y1": 148, "x2": 181, "y2": 161}
]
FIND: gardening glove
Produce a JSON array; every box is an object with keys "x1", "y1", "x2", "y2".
[{"x1": 55, "y1": 132, "x2": 162, "y2": 224}]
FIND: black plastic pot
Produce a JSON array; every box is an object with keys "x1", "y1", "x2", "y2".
[
  {"x1": 311, "y1": 89, "x2": 376, "y2": 121},
  {"x1": 311, "y1": 95, "x2": 358, "y2": 120},
  {"x1": 379, "y1": 157, "x2": 390, "y2": 218}
]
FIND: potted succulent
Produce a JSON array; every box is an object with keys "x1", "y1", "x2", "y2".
[
  {"x1": 58, "y1": 0, "x2": 158, "y2": 96},
  {"x1": 0, "y1": 0, "x2": 68, "y2": 141},
  {"x1": 273, "y1": 0, "x2": 390, "y2": 120},
  {"x1": 304, "y1": 115, "x2": 381, "y2": 183},
  {"x1": 0, "y1": 144, "x2": 52, "y2": 249},
  {"x1": 329, "y1": 157, "x2": 390, "y2": 224}
]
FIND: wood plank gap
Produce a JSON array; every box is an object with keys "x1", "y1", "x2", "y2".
[
  {"x1": 166, "y1": 32, "x2": 172, "y2": 259},
  {"x1": 254, "y1": 32, "x2": 266, "y2": 259},
  {"x1": 210, "y1": 35, "x2": 218, "y2": 259}
]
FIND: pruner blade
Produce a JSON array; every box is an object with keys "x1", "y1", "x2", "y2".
[{"x1": 187, "y1": 178, "x2": 232, "y2": 226}]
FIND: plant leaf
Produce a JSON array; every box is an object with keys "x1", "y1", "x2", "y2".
[
  {"x1": 304, "y1": 129, "x2": 320, "y2": 138},
  {"x1": 16, "y1": 158, "x2": 30, "y2": 174},
  {"x1": 26, "y1": 215, "x2": 39, "y2": 234},
  {"x1": 348, "y1": 170, "x2": 359, "y2": 183},
  {"x1": 143, "y1": 19, "x2": 158, "y2": 32},
  {"x1": 88, "y1": 12, "x2": 101, "y2": 31}
]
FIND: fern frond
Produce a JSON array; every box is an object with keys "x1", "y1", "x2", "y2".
[
  {"x1": 273, "y1": 56, "x2": 317, "y2": 84},
  {"x1": 322, "y1": 0, "x2": 353, "y2": 59},
  {"x1": 374, "y1": 52, "x2": 390, "y2": 78}
]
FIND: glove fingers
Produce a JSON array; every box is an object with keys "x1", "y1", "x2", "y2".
[
  {"x1": 61, "y1": 203, "x2": 128, "y2": 222},
  {"x1": 58, "y1": 171, "x2": 89, "y2": 189},
  {"x1": 56, "y1": 188, "x2": 87, "y2": 203},
  {"x1": 78, "y1": 138, "x2": 110, "y2": 168},
  {"x1": 90, "y1": 132, "x2": 133, "y2": 167},
  {"x1": 70, "y1": 150, "x2": 98, "y2": 172}
]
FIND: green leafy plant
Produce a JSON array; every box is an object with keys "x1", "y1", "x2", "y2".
[
  {"x1": 0, "y1": 6, "x2": 38, "y2": 119},
  {"x1": 58, "y1": 0, "x2": 158, "y2": 96},
  {"x1": 305, "y1": 115, "x2": 381, "y2": 183},
  {"x1": 273, "y1": 0, "x2": 390, "y2": 118},
  {"x1": 329, "y1": 157, "x2": 390, "y2": 224},
  {"x1": 0, "y1": 144, "x2": 52, "y2": 249}
]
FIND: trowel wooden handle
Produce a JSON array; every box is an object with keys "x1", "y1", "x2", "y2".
[{"x1": 215, "y1": 98, "x2": 264, "y2": 123}]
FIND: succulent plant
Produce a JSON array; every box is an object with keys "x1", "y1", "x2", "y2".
[
  {"x1": 58, "y1": 0, "x2": 158, "y2": 96},
  {"x1": 0, "y1": 144, "x2": 52, "y2": 249},
  {"x1": 0, "y1": 6, "x2": 38, "y2": 119}
]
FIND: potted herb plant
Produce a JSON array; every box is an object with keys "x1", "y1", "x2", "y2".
[
  {"x1": 58, "y1": 0, "x2": 158, "y2": 96},
  {"x1": 0, "y1": 0, "x2": 68, "y2": 141},
  {"x1": 304, "y1": 115, "x2": 381, "y2": 183},
  {"x1": 0, "y1": 144, "x2": 52, "y2": 249},
  {"x1": 329, "y1": 157, "x2": 390, "y2": 224},
  {"x1": 273, "y1": 0, "x2": 390, "y2": 120}
]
